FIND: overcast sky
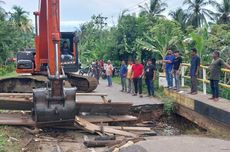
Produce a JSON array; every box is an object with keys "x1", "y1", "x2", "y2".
[{"x1": 2, "y1": 0, "x2": 221, "y2": 31}]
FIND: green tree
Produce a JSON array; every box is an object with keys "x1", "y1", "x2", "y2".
[
  {"x1": 169, "y1": 8, "x2": 188, "y2": 31},
  {"x1": 10, "y1": 6, "x2": 32, "y2": 32},
  {"x1": 137, "y1": 19, "x2": 183, "y2": 59},
  {"x1": 0, "y1": 0, "x2": 5, "y2": 21},
  {"x1": 183, "y1": 0, "x2": 216, "y2": 27},
  {"x1": 139, "y1": 0, "x2": 168, "y2": 17},
  {"x1": 0, "y1": 4, "x2": 34, "y2": 65},
  {"x1": 205, "y1": 24, "x2": 230, "y2": 62},
  {"x1": 212, "y1": 0, "x2": 230, "y2": 24}
]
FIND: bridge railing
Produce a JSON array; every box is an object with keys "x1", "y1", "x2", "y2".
[{"x1": 181, "y1": 63, "x2": 230, "y2": 95}]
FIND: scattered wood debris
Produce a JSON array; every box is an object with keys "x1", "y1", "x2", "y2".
[{"x1": 75, "y1": 116, "x2": 138, "y2": 138}]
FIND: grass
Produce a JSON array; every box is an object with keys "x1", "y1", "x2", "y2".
[
  {"x1": 0, "y1": 126, "x2": 27, "y2": 152},
  {"x1": 0, "y1": 71, "x2": 17, "y2": 78},
  {"x1": 0, "y1": 130, "x2": 6, "y2": 152}
]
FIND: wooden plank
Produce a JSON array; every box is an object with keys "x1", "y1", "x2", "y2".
[
  {"x1": 0, "y1": 93, "x2": 32, "y2": 97},
  {"x1": 175, "y1": 104, "x2": 230, "y2": 136},
  {"x1": 75, "y1": 116, "x2": 138, "y2": 137},
  {"x1": 0, "y1": 113, "x2": 35, "y2": 126},
  {"x1": 76, "y1": 93, "x2": 108, "y2": 96},
  {"x1": 101, "y1": 96, "x2": 108, "y2": 103},
  {"x1": 105, "y1": 126, "x2": 151, "y2": 131},
  {"x1": 76, "y1": 102, "x2": 132, "y2": 115},
  {"x1": 0, "y1": 97, "x2": 33, "y2": 110},
  {"x1": 0, "y1": 97, "x2": 132, "y2": 115},
  {"x1": 80, "y1": 115, "x2": 137, "y2": 123},
  {"x1": 84, "y1": 140, "x2": 122, "y2": 148}
]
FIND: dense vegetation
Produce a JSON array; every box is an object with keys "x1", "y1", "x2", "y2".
[
  {"x1": 78, "y1": 0, "x2": 230, "y2": 65},
  {"x1": 0, "y1": 2, "x2": 33, "y2": 65}
]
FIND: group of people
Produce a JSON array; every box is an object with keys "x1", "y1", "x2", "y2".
[
  {"x1": 164, "y1": 48, "x2": 230, "y2": 101},
  {"x1": 118, "y1": 59, "x2": 156, "y2": 98},
  {"x1": 117, "y1": 48, "x2": 230, "y2": 101}
]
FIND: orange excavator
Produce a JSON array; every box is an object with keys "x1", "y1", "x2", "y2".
[
  {"x1": 0, "y1": 0, "x2": 98, "y2": 93},
  {"x1": 0, "y1": 0, "x2": 98, "y2": 125}
]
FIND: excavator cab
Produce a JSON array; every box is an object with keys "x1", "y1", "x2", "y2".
[
  {"x1": 16, "y1": 32, "x2": 79, "y2": 74},
  {"x1": 60, "y1": 32, "x2": 80, "y2": 73}
]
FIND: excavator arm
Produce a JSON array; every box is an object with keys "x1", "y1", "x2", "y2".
[{"x1": 32, "y1": 0, "x2": 77, "y2": 126}]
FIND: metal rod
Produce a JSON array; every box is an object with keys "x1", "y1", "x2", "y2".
[
  {"x1": 55, "y1": 42, "x2": 59, "y2": 77},
  {"x1": 35, "y1": 15, "x2": 38, "y2": 36},
  {"x1": 203, "y1": 68, "x2": 207, "y2": 95}
]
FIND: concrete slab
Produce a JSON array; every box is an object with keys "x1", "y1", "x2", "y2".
[
  {"x1": 164, "y1": 88, "x2": 230, "y2": 126},
  {"x1": 121, "y1": 136, "x2": 230, "y2": 152}
]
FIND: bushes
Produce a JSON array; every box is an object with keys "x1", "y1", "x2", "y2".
[{"x1": 0, "y1": 64, "x2": 16, "y2": 76}]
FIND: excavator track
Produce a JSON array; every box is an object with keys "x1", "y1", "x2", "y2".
[
  {"x1": 0, "y1": 74, "x2": 98, "y2": 93},
  {"x1": 67, "y1": 73, "x2": 98, "y2": 92}
]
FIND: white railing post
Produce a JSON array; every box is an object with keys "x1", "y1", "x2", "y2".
[
  {"x1": 203, "y1": 67, "x2": 207, "y2": 95},
  {"x1": 181, "y1": 66, "x2": 185, "y2": 87}
]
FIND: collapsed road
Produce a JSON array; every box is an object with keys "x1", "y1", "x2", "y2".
[{"x1": 1, "y1": 80, "x2": 230, "y2": 152}]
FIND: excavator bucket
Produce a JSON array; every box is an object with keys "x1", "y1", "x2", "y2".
[{"x1": 33, "y1": 87, "x2": 77, "y2": 126}]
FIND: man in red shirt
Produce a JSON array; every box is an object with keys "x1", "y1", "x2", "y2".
[{"x1": 132, "y1": 59, "x2": 144, "y2": 97}]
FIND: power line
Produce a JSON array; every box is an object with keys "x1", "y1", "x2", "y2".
[
  {"x1": 106, "y1": 0, "x2": 150, "y2": 26},
  {"x1": 125, "y1": 0, "x2": 148, "y2": 11},
  {"x1": 109, "y1": 0, "x2": 149, "y2": 17}
]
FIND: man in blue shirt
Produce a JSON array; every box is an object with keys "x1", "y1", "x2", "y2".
[
  {"x1": 189, "y1": 48, "x2": 200, "y2": 95},
  {"x1": 163, "y1": 49, "x2": 175, "y2": 89},
  {"x1": 120, "y1": 60, "x2": 128, "y2": 92}
]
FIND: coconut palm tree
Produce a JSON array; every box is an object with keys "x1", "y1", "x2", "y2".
[
  {"x1": 212, "y1": 0, "x2": 230, "y2": 24},
  {"x1": 183, "y1": 0, "x2": 216, "y2": 28},
  {"x1": 10, "y1": 5, "x2": 32, "y2": 32},
  {"x1": 0, "y1": 0, "x2": 5, "y2": 20},
  {"x1": 169, "y1": 8, "x2": 188, "y2": 31},
  {"x1": 139, "y1": 0, "x2": 168, "y2": 17}
]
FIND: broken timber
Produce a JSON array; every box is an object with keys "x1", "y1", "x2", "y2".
[
  {"x1": 0, "y1": 96, "x2": 132, "y2": 115},
  {"x1": 75, "y1": 116, "x2": 138, "y2": 137},
  {"x1": 0, "y1": 93, "x2": 136, "y2": 127},
  {"x1": 84, "y1": 140, "x2": 123, "y2": 148}
]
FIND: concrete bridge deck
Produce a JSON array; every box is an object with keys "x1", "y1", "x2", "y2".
[{"x1": 164, "y1": 88, "x2": 230, "y2": 135}]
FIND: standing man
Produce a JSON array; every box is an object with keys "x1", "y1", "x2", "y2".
[
  {"x1": 106, "y1": 60, "x2": 113, "y2": 87},
  {"x1": 127, "y1": 60, "x2": 134, "y2": 94},
  {"x1": 209, "y1": 51, "x2": 230, "y2": 101},
  {"x1": 172, "y1": 51, "x2": 182, "y2": 92},
  {"x1": 163, "y1": 49, "x2": 175, "y2": 89},
  {"x1": 145, "y1": 59, "x2": 156, "y2": 97},
  {"x1": 95, "y1": 60, "x2": 101, "y2": 84},
  {"x1": 189, "y1": 48, "x2": 200, "y2": 95},
  {"x1": 132, "y1": 59, "x2": 144, "y2": 97},
  {"x1": 119, "y1": 60, "x2": 128, "y2": 92}
]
